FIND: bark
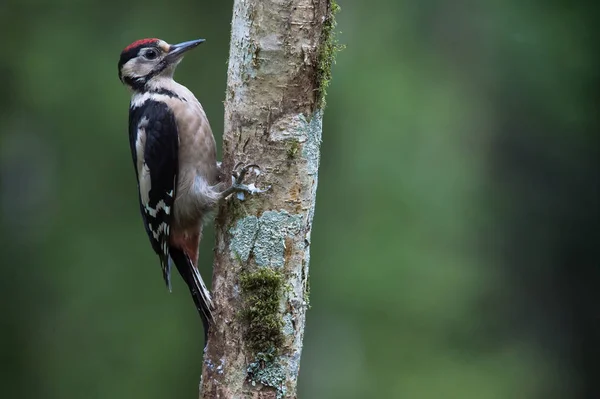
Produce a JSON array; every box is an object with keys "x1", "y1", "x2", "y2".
[{"x1": 200, "y1": 0, "x2": 337, "y2": 398}]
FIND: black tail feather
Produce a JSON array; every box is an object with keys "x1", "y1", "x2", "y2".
[{"x1": 169, "y1": 247, "x2": 214, "y2": 343}]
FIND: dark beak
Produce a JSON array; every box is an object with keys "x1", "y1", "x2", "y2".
[{"x1": 166, "y1": 39, "x2": 205, "y2": 61}]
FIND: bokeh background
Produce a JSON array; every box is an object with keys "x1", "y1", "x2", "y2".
[{"x1": 1, "y1": 1, "x2": 598, "y2": 398}]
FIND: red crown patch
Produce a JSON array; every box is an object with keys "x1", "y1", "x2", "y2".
[{"x1": 123, "y1": 38, "x2": 159, "y2": 52}]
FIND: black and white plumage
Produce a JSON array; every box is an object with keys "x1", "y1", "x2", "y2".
[
  {"x1": 118, "y1": 38, "x2": 220, "y2": 338},
  {"x1": 128, "y1": 100, "x2": 178, "y2": 288},
  {"x1": 118, "y1": 38, "x2": 268, "y2": 342}
]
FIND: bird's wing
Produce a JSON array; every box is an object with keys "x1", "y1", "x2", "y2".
[{"x1": 129, "y1": 100, "x2": 179, "y2": 289}]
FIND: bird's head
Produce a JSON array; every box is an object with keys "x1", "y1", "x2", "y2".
[{"x1": 118, "y1": 38, "x2": 205, "y2": 90}]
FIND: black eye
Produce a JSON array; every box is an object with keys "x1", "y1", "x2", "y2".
[{"x1": 144, "y1": 50, "x2": 158, "y2": 60}]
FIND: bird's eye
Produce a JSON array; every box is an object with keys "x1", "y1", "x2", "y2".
[{"x1": 144, "y1": 50, "x2": 158, "y2": 60}]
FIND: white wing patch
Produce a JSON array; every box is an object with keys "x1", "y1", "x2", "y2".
[
  {"x1": 135, "y1": 120, "x2": 148, "y2": 182},
  {"x1": 139, "y1": 164, "x2": 151, "y2": 205}
]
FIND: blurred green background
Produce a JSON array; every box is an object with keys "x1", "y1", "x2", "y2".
[{"x1": 1, "y1": 1, "x2": 598, "y2": 398}]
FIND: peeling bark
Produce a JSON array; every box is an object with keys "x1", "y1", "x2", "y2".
[{"x1": 200, "y1": 0, "x2": 336, "y2": 398}]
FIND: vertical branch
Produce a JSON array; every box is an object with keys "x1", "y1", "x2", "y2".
[{"x1": 200, "y1": 0, "x2": 339, "y2": 398}]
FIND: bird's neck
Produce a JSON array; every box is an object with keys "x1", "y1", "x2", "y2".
[
  {"x1": 143, "y1": 76, "x2": 181, "y2": 93},
  {"x1": 130, "y1": 77, "x2": 192, "y2": 108}
]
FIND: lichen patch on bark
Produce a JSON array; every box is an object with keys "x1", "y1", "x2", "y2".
[
  {"x1": 246, "y1": 351, "x2": 287, "y2": 398},
  {"x1": 230, "y1": 211, "x2": 303, "y2": 268},
  {"x1": 230, "y1": 215, "x2": 259, "y2": 262},
  {"x1": 299, "y1": 111, "x2": 323, "y2": 176}
]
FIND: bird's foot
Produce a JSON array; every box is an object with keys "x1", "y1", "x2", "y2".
[{"x1": 219, "y1": 162, "x2": 271, "y2": 201}]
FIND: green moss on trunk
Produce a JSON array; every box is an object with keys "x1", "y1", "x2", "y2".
[
  {"x1": 240, "y1": 268, "x2": 285, "y2": 355},
  {"x1": 287, "y1": 140, "x2": 300, "y2": 159},
  {"x1": 315, "y1": 1, "x2": 343, "y2": 109}
]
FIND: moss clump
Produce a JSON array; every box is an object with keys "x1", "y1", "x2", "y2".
[
  {"x1": 287, "y1": 140, "x2": 300, "y2": 159},
  {"x1": 252, "y1": 43, "x2": 261, "y2": 68},
  {"x1": 240, "y1": 268, "x2": 285, "y2": 354},
  {"x1": 315, "y1": 1, "x2": 344, "y2": 109},
  {"x1": 304, "y1": 272, "x2": 311, "y2": 309}
]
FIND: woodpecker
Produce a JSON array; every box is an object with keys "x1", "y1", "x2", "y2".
[{"x1": 118, "y1": 38, "x2": 266, "y2": 340}]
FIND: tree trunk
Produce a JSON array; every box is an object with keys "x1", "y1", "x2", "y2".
[{"x1": 200, "y1": 0, "x2": 338, "y2": 398}]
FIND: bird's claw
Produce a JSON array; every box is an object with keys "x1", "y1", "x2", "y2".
[
  {"x1": 220, "y1": 163, "x2": 270, "y2": 200},
  {"x1": 232, "y1": 162, "x2": 260, "y2": 182},
  {"x1": 233, "y1": 183, "x2": 271, "y2": 201}
]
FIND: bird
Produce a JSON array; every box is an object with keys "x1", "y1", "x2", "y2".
[{"x1": 117, "y1": 37, "x2": 266, "y2": 341}]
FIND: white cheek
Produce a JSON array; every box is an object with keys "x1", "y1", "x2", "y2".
[
  {"x1": 122, "y1": 58, "x2": 155, "y2": 78},
  {"x1": 122, "y1": 59, "x2": 140, "y2": 77}
]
